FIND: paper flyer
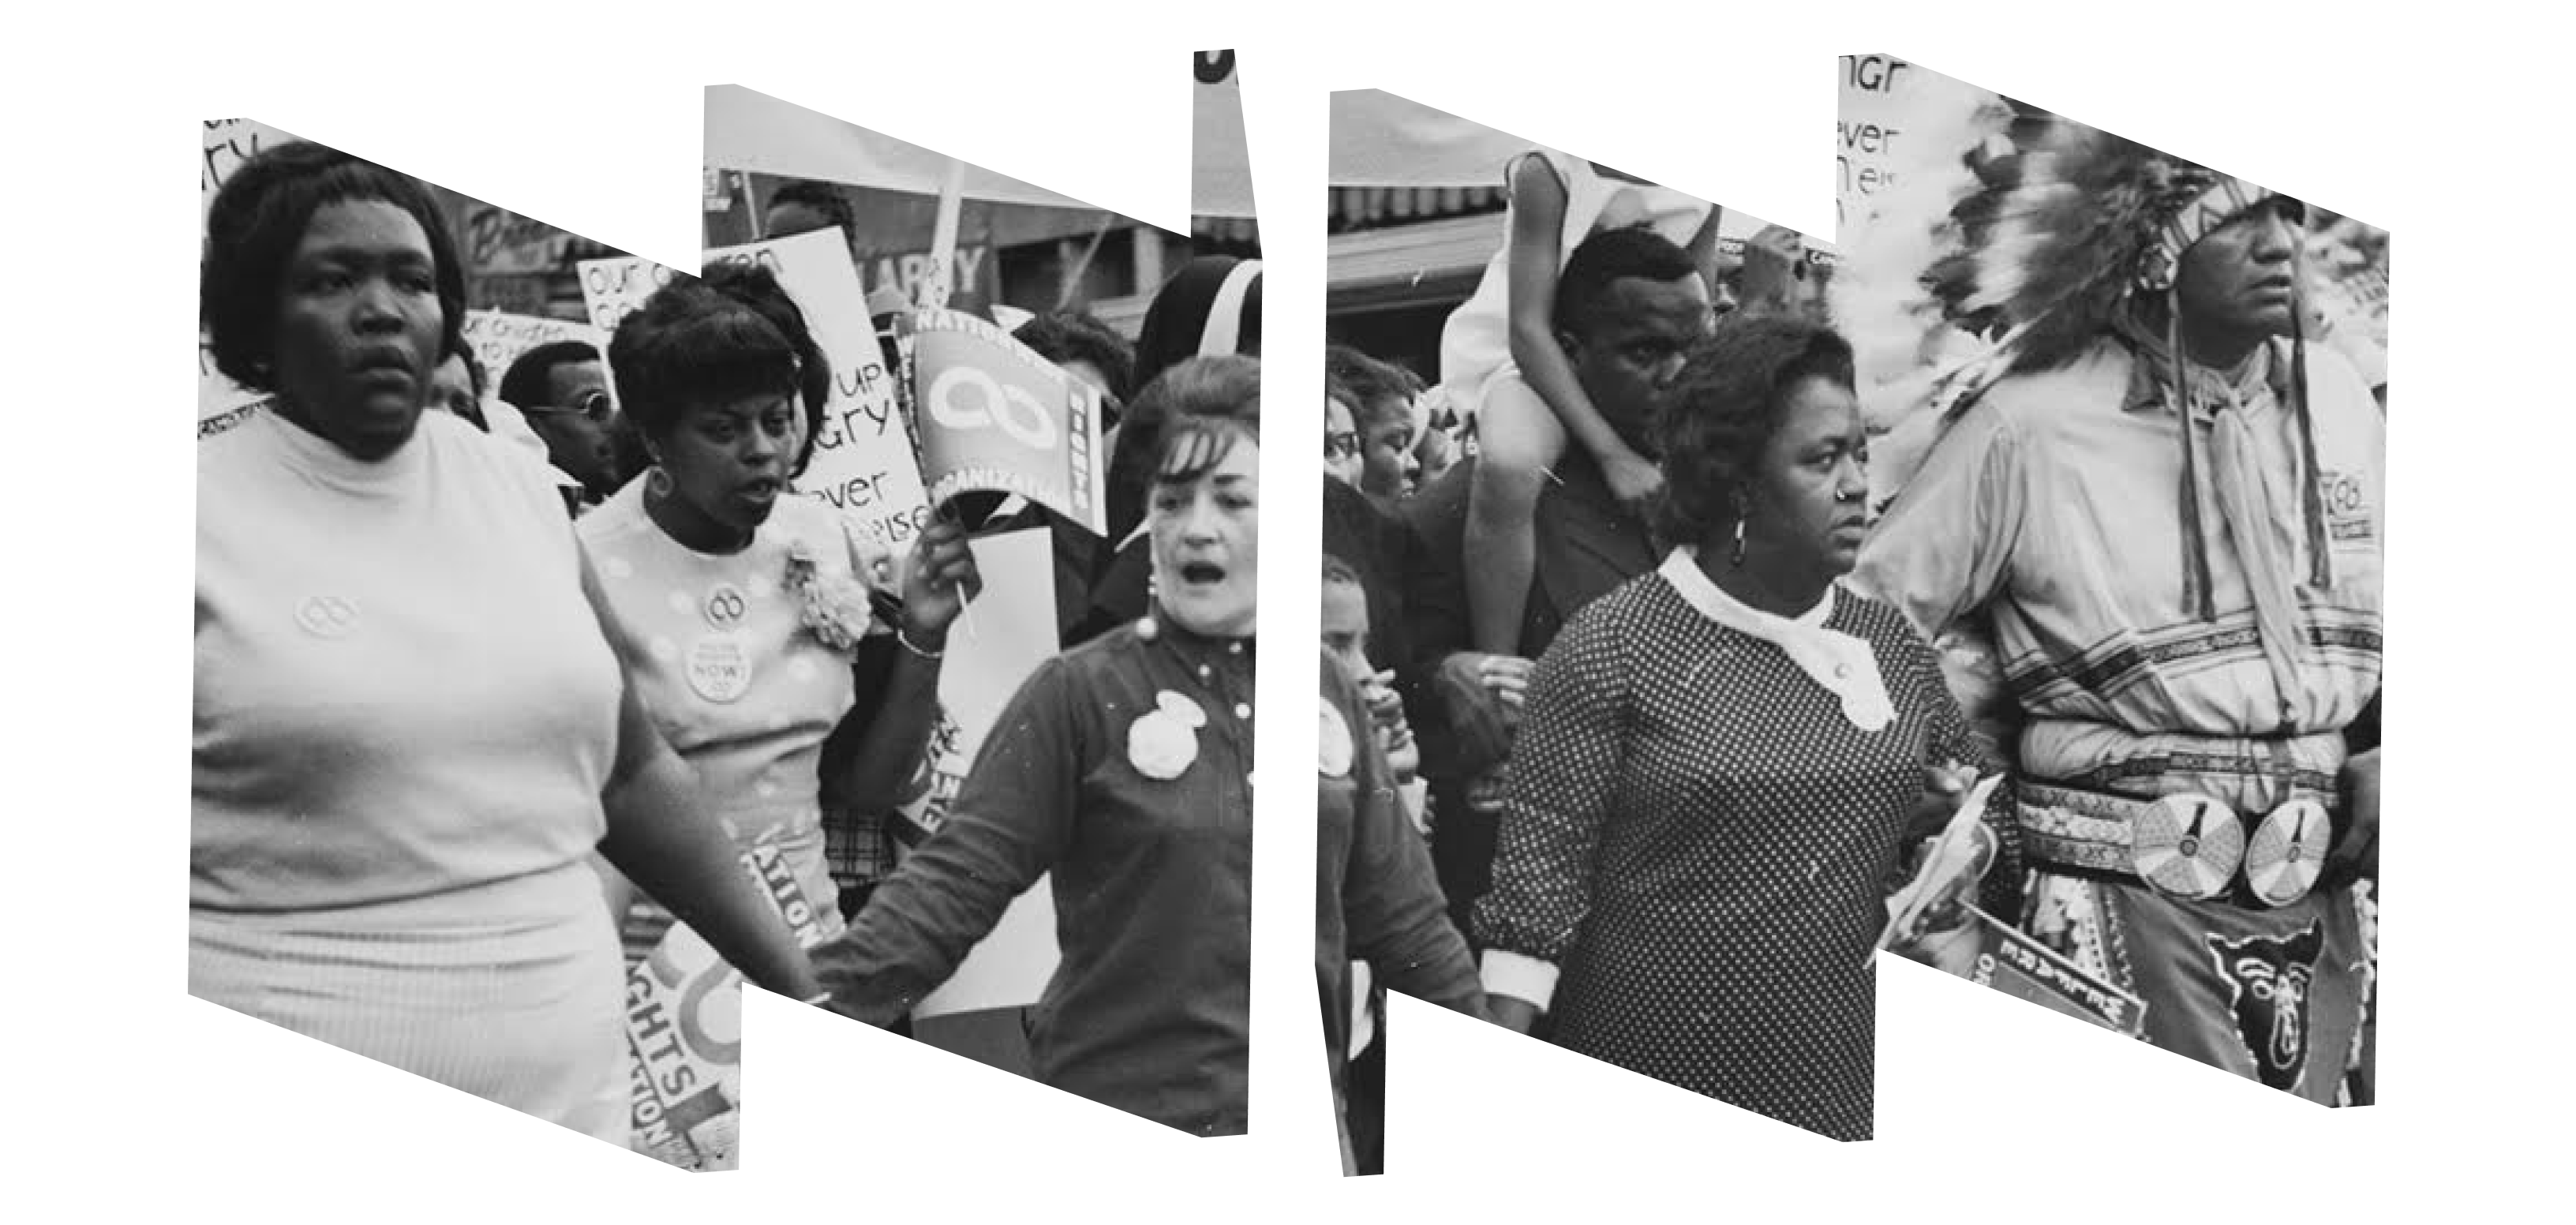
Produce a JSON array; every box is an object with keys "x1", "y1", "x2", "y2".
[{"x1": 1876, "y1": 774, "x2": 2005, "y2": 958}]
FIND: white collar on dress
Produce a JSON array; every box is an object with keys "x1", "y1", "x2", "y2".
[{"x1": 1656, "y1": 548, "x2": 1893, "y2": 732}]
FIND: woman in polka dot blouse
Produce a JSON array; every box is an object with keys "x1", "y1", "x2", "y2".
[
  {"x1": 1473, "y1": 317, "x2": 2015, "y2": 1141},
  {"x1": 578, "y1": 266, "x2": 979, "y2": 997}
]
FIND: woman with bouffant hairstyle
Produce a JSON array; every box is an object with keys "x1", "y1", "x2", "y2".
[{"x1": 816, "y1": 354, "x2": 1265, "y2": 1138}]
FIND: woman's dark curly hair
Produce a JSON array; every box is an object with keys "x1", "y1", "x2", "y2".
[
  {"x1": 1651, "y1": 315, "x2": 1856, "y2": 547},
  {"x1": 1130, "y1": 354, "x2": 1261, "y2": 494},
  {"x1": 606, "y1": 259, "x2": 830, "y2": 477},
  {"x1": 200, "y1": 141, "x2": 467, "y2": 393}
]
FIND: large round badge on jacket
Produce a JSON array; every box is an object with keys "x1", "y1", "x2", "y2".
[
  {"x1": 1318, "y1": 697, "x2": 1354, "y2": 778},
  {"x1": 1128, "y1": 695, "x2": 1201, "y2": 781},
  {"x1": 2130, "y1": 793, "x2": 2245, "y2": 901}
]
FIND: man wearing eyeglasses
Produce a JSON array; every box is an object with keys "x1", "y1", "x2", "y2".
[{"x1": 500, "y1": 341, "x2": 620, "y2": 511}]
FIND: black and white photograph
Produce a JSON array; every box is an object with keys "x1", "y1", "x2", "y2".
[
  {"x1": 1317, "y1": 88, "x2": 1960, "y2": 1154},
  {"x1": 1832, "y1": 54, "x2": 2384, "y2": 1105},
  {"x1": 192, "y1": 57, "x2": 1263, "y2": 1175}
]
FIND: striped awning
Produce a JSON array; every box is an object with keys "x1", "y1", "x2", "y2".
[{"x1": 1329, "y1": 185, "x2": 1505, "y2": 233}]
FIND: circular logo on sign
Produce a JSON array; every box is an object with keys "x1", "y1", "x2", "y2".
[
  {"x1": 294, "y1": 594, "x2": 361, "y2": 639},
  {"x1": 685, "y1": 634, "x2": 754, "y2": 704},
  {"x1": 703, "y1": 583, "x2": 750, "y2": 630}
]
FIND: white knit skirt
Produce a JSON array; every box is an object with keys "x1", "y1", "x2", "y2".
[{"x1": 190, "y1": 862, "x2": 627, "y2": 1141}]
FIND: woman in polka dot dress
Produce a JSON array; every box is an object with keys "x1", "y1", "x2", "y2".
[
  {"x1": 1473, "y1": 317, "x2": 2015, "y2": 1141},
  {"x1": 576, "y1": 264, "x2": 979, "y2": 1156}
]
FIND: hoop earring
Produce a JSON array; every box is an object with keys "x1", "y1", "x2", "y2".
[
  {"x1": 646, "y1": 466, "x2": 673, "y2": 500},
  {"x1": 1730, "y1": 514, "x2": 1748, "y2": 568}
]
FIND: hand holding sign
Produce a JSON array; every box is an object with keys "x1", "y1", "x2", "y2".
[{"x1": 904, "y1": 309, "x2": 1110, "y2": 535}]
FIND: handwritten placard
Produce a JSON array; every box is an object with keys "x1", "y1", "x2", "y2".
[
  {"x1": 460, "y1": 310, "x2": 601, "y2": 388},
  {"x1": 1836, "y1": 55, "x2": 1996, "y2": 233},
  {"x1": 906, "y1": 309, "x2": 1108, "y2": 535},
  {"x1": 575, "y1": 254, "x2": 680, "y2": 338}
]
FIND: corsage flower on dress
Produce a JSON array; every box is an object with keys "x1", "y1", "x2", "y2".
[{"x1": 784, "y1": 540, "x2": 876, "y2": 655}]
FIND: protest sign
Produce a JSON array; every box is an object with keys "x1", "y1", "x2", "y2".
[
  {"x1": 906, "y1": 309, "x2": 1108, "y2": 534},
  {"x1": 460, "y1": 310, "x2": 602, "y2": 389},
  {"x1": 1836, "y1": 55, "x2": 1998, "y2": 234},
  {"x1": 888, "y1": 530, "x2": 1064, "y2": 1017},
  {"x1": 575, "y1": 254, "x2": 680, "y2": 338},
  {"x1": 1960, "y1": 906, "x2": 2150, "y2": 1037},
  {"x1": 623, "y1": 828, "x2": 832, "y2": 1171},
  {"x1": 199, "y1": 119, "x2": 301, "y2": 433}
]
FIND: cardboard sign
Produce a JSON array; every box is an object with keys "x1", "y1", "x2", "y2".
[
  {"x1": 1961, "y1": 905, "x2": 2149, "y2": 1036},
  {"x1": 460, "y1": 310, "x2": 601, "y2": 388},
  {"x1": 575, "y1": 254, "x2": 680, "y2": 339},
  {"x1": 906, "y1": 309, "x2": 1108, "y2": 535},
  {"x1": 623, "y1": 830, "x2": 832, "y2": 1171},
  {"x1": 1836, "y1": 55, "x2": 1998, "y2": 233},
  {"x1": 889, "y1": 530, "x2": 1065, "y2": 1017}
]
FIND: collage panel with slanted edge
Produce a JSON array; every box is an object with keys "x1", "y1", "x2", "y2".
[
  {"x1": 1321, "y1": 88, "x2": 1884, "y2": 1168},
  {"x1": 1832, "y1": 53, "x2": 2383, "y2": 1108},
  {"x1": 190, "y1": 51, "x2": 1267, "y2": 1176}
]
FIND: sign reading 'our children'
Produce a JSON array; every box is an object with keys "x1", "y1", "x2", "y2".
[
  {"x1": 460, "y1": 310, "x2": 602, "y2": 392},
  {"x1": 577, "y1": 227, "x2": 934, "y2": 548}
]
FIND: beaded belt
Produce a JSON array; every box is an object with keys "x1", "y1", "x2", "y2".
[{"x1": 2017, "y1": 781, "x2": 2334, "y2": 908}]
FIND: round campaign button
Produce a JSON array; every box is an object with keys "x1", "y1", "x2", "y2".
[
  {"x1": 686, "y1": 634, "x2": 754, "y2": 704},
  {"x1": 1127, "y1": 709, "x2": 1198, "y2": 781}
]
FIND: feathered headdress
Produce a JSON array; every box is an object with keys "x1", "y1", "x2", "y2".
[
  {"x1": 1836, "y1": 100, "x2": 2293, "y2": 489},
  {"x1": 1834, "y1": 99, "x2": 2336, "y2": 630}
]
